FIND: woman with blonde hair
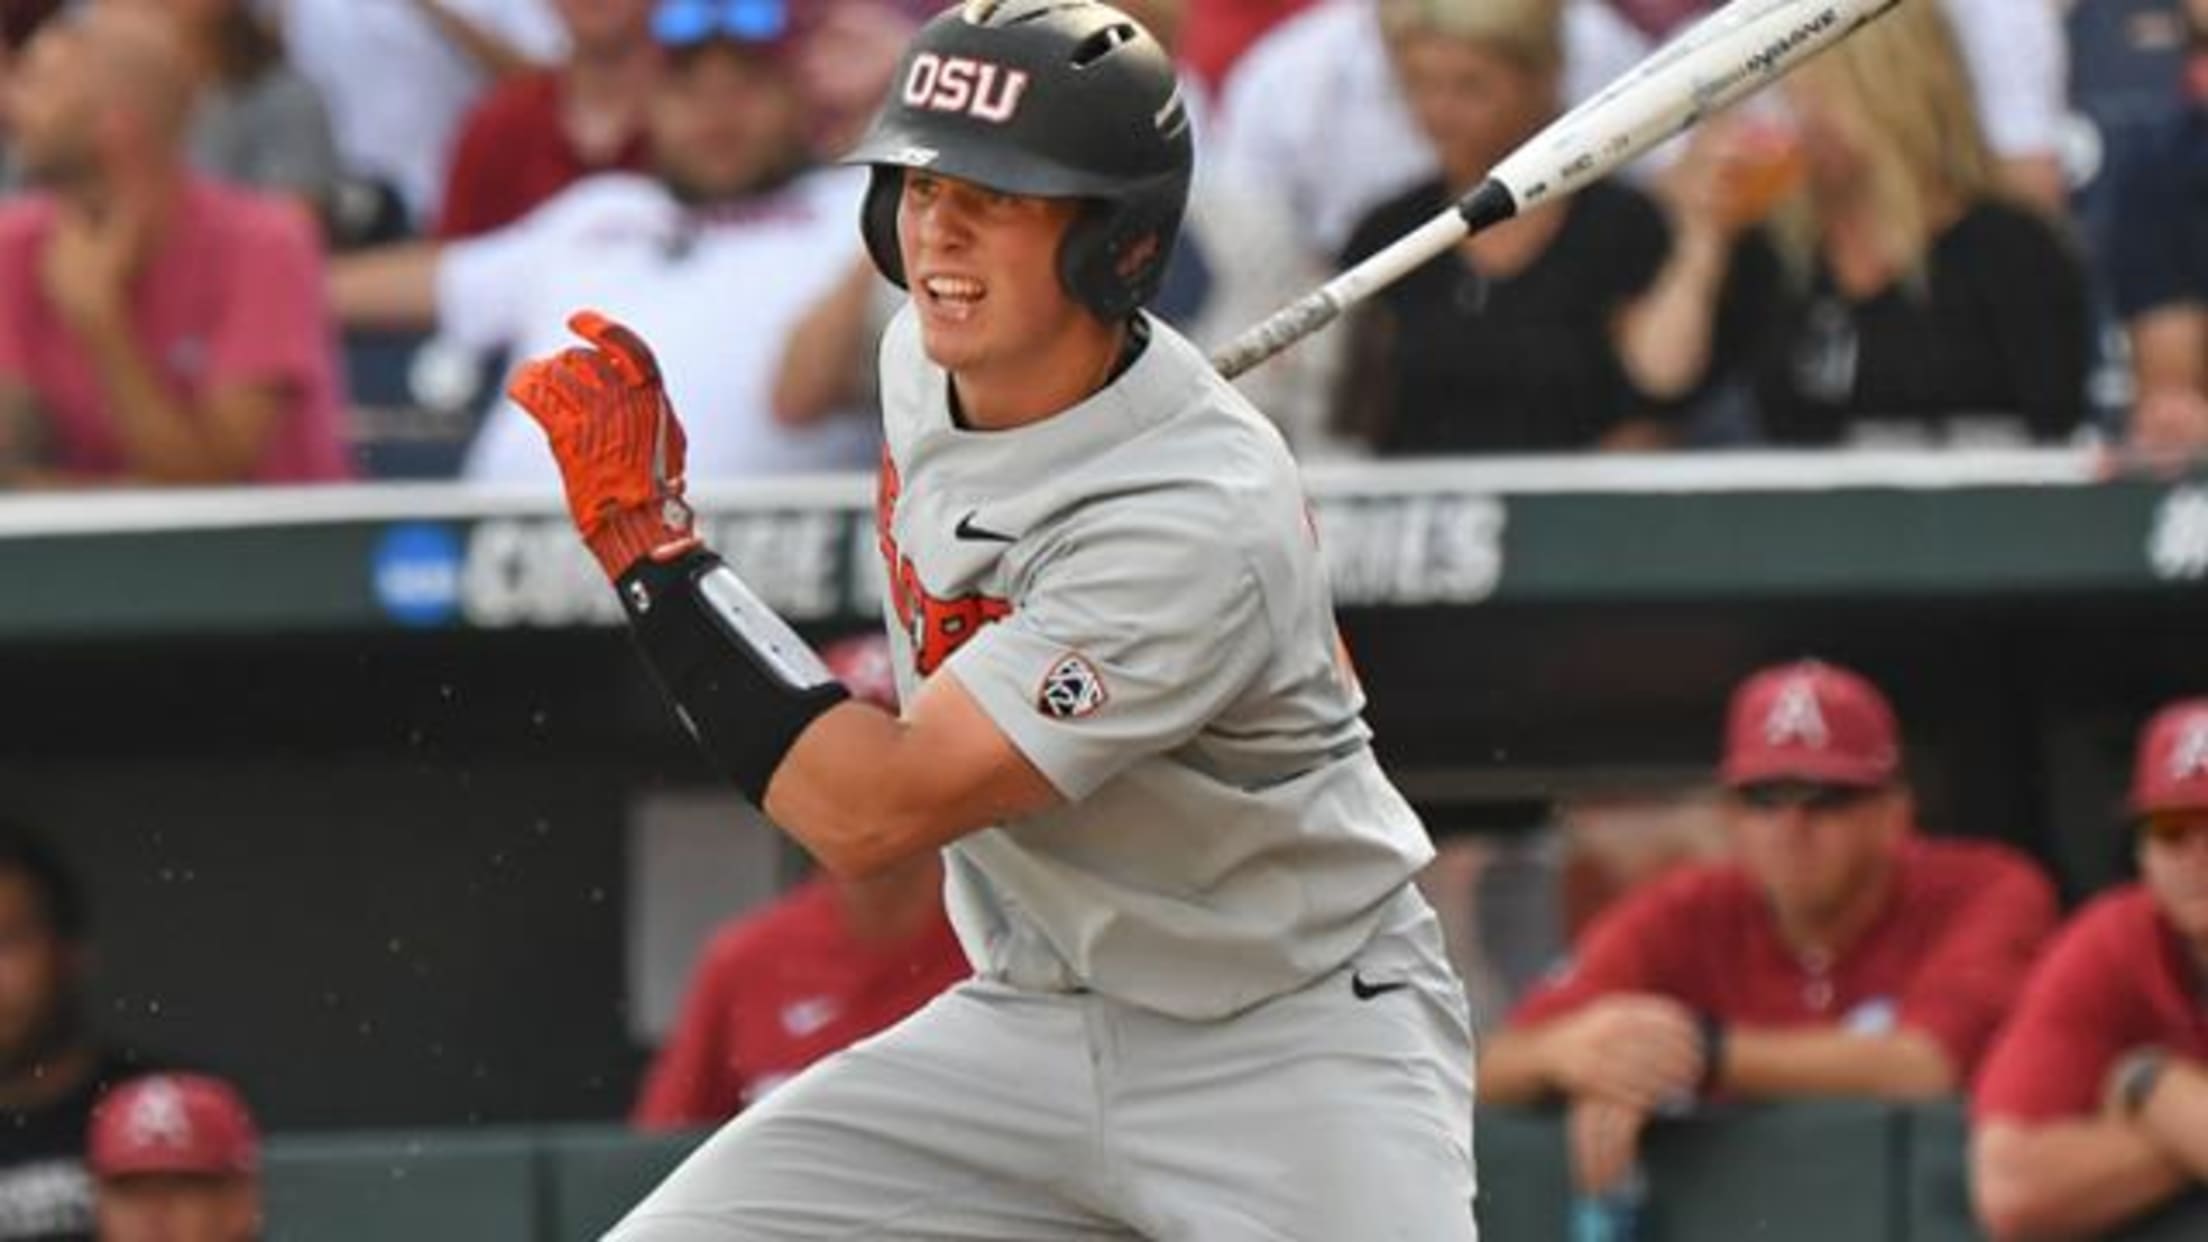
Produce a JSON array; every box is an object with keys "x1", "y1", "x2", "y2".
[
  {"x1": 1332, "y1": 0, "x2": 1692, "y2": 455},
  {"x1": 1649, "y1": 0, "x2": 2087, "y2": 445}
]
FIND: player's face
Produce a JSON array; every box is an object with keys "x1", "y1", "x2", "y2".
[
  {"x1": 2140, "y1": 813, "x2": 2208, "y2": 944},
  {"x1": 651, "y1": 44, "x2": 803, "y2": 202},
  {"x1": 895, "y1": 171, "x2": 1088, "y2": 374},
  {"x1": 96, "y1": 1174, "x2": 259, "y2": 1242},
  {"x1": 1728, "y1": 783, "x2": 1903, "y2": 928},
  {"x1": 1392, "y1": 35, "x2": 1552, "y2": 181},
  {"x1": 0, "y1": 870, "x2": 75, "y2": 1072}
]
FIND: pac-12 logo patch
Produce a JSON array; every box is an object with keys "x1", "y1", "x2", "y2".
[{"x1": 1037, "y1": 652, "x2": 1107, "y2": 720}]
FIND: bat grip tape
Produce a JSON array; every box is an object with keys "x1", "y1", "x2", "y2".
[{"x1": 617, "y1": 550, "x2": 851, "y2": 804}]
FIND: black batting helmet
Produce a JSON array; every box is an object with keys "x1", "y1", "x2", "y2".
[{"x1": 842, "y1": 0, "x2": 1193, "y2": 321}]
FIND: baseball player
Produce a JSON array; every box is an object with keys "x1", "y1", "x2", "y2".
[{"x1": 508, "y1": 1, "x2": 1477, "y2": 1238}]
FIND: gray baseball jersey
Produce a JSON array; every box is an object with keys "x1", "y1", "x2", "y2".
[
  {"x1": 873, "y1": 305, "x2": 1436, "y2": 1019},
  {"x1": 606, "y1": 308, "x2": 1478, "y2": 1242}
]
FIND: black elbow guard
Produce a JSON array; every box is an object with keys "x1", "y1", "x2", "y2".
[{"x1": 617, "y1": 550, "x2": 851, "y2": 803}]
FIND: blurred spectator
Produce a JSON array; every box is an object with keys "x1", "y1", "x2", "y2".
[
  {"x1": 1653, "y1": 0, "x2": 2088, "y2": 447},
  {"x1": 1332, "y1": 0, "x2": 1685, "y2": 456},
  {"x1": 279, "y1": 0, "x2": 567, "y2": 229},
  {"x1": 0, "y1": 3, "x2": 63, "y2": 195},
  {"x1": 87, "y1": 1075, "x2": 259, "y2": 1242},
  {"x1": 793, "y1": 0, "x2": 921, "y2": 158},
  {"x1": 1970, "y1": 698, "x2": 2208, "y2": 1241},
  {"x1": 1583, "y1": 0, "x2": 2071, "y2": 214},
  {"x1": 0, "y1": 4, "x2": 351, "y2": 486},
  {"x1": 1209, "y1": 0, "x2": 1430, "y2": 264},
  {"x1": 436, "y1": 0, "x2": 659, "y2": 239},
  {"x1": 1214, "y1": 0, "x2": 2067, "y2": 276},
  {"x1": 330, "y1": 1, "x2": 875, "y2": 482},
  {"x1": 1180, "y1": 0, "x2": 1314, "y2": 93},
  {"x1": 129, "y1": 0, "x2": 341, "y2": 212},
  {"x1": 1, "y1": 42, "x2": 15, "y2": 195},
  {"x1": 632, "y1": 636, "x2": 968, "y2": 1127},
  {"x1": 2103, "y1": 0, "x2": 2208, "y2": 459},
  {"x1": 0, "y1": 820, "x2": 156, "y2": 1242},
  {"x1": 1478, "y1": 661, "x2": 2056, "y2": 1231},
  {"x1": 775, "y1": 0, "x2": 1345, "y2": 453}
]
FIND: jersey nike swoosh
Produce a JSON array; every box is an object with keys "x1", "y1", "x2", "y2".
[
  {"x1": 1350, "y1": 972, "x2": 1410, "y2": 1001},
  {"x1": 954, "y1": 512, "x2": 1018, "y2": 543}
]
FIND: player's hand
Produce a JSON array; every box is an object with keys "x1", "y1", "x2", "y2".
[
  {"x1": 507, "y1": 310, "x2": 701, "y2": 581},
  {"x1": 1544, "y1": 994, "x2": 1705, "y2": 1110},
  {"x1": 1567, "y1": 1096, "x2": 1651, "y2": 1195}
]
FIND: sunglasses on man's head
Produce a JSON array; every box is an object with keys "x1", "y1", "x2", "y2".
[
  {"x1": 2141, "y1": 814, "x2": 2208, "y2": 848},
  {"x1": 1732, "y1": 781, "x2": 1879, "y2": 814},
  {"x1": 654, "y1": 0, "x2": 789, "y2": 46}
]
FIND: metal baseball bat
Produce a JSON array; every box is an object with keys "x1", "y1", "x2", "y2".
[{"x1": 1207, "y1": 0, "x2": 1907, "y2": 380}]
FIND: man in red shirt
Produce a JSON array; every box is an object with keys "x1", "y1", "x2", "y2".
[
  {"x1": 632, "y1": 635, "x2": 970, "y2": 1128},
  {"x1": 1971, "y1": 698, "x2": 2208, "y2": 1241},
  {"x1": 0, "y1": 5, "x2": 349, "y2": 486},
  {"x1": 1480, "y1": 660, "x2": 2057, "y2": 1205},
  {"x1": 437, "y1": 0, "x2": 661, "y2": 239}
]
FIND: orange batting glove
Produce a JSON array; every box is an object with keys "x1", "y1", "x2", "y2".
[{"x1": 506, "y1": 311, "x2": 703, "y2": 581}]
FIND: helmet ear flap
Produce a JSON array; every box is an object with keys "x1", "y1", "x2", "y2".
[
  {"x1": 1057, "y1": 199, "x2": 1120, "y2": 320},
  {"x1": 1060, "y1": 193, "x2": 1184, "y2": 321},
  {"x1": 861, "y1": 166, "x2": 908, "y2": 289}
]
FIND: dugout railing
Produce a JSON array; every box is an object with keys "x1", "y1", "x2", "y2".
[
  {"x1": 250, "y1": 1101, "x2": 2208, "y2": 1240},
  {"x1": 3, "y1": 452, "x2": 2205, "y2": 1135}
]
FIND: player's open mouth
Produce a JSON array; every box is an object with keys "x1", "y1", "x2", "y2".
[{"x1": 921, "y1": 274, "x2": 986, "y2": 323}]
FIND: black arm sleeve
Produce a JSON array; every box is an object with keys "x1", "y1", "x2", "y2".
[{"x1": 617, "y1": 550, "x2": 852, "y2": 803}]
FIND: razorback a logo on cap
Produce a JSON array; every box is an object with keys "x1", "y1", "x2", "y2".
[
  {"x1": 2170, "y1": 717, "x2": 2208, "y2": 783},
  {"x1": 123, "y1": 1079, "x2": 194, "y2": 1150},
  {"x1": 1764, "y1": 678, "x2": 1831, "y2": 749},
  {"x1": 903, "y1": 53, "x2": 1031, "y2": 123},
  {"x1": 1037, "y1": 652, "x2": 1107, "y2": 720}
]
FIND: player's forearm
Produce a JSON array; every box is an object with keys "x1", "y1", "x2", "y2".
[
  {"x1": 763, "y1": 703, "x2": 953, "y2": 876},
  {"x1": 328, "y1": 243, "x2": 445, "y2": 330},
  {"x1": 2138, "y1": 1059, "x2": 2208, "y2": 1180},
  {"x1": 763, "y1": 677, "x2": 1058, "y2": 877},
  {"x1": 1716, "y1": 1025, "x2": 1953, "y2": 1100},
  {"x1": 1972, "y1": 1119, "x2": 2190, "y2": 1241},
  {"x1": 1475, "y1": 1027, "x2": 1566, "y2": 1104}
]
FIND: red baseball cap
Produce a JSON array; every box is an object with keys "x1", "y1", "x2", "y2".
[
  {"x1": 1720, "y1": 660, "x2": 1901, "y2": 788},
  {"x1": 822, "y1": 634, "x2": 899, "y2": 713},
  {"x1": 88, "y1": 1074, "x2": 260, "y2": 1180},
  {"x1": 2130, "y1": 698, "x2": 2208, "y2": 816}
]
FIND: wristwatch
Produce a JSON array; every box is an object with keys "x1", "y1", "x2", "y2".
[{"x1": 2112, "y1": 1048, "x2": 2171, "y2": 1118}]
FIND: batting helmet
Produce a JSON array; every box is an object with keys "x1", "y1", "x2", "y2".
[{"x1": 842, "y1": 0, "x2": 1193, "y2": 321}]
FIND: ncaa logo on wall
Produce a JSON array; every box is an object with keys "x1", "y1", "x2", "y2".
[
  {"x1": 903, "y1": 53, "x2": 1031, "y2": 123},
  {"x1": 372, "y1": 522, "x2": 463, "y2": 628},
  {"x1": 1037, "y1": 652, "x2": 1107, "y2": 720}
]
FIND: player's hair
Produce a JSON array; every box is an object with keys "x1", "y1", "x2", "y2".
[
  {"x1": 1376, "y1": 0, "x2": 1563, "y2": 75},
  {"x1": 0, "y1": 820, "x2": 88, "y2": 943},
  {"x1": 1768, "y1": 0, "x2": 2001, "y2": 292}
]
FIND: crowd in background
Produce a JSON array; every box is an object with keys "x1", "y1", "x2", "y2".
[{"x1": 0, "y1": 0, "x2": 2198, "y2": 487}]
